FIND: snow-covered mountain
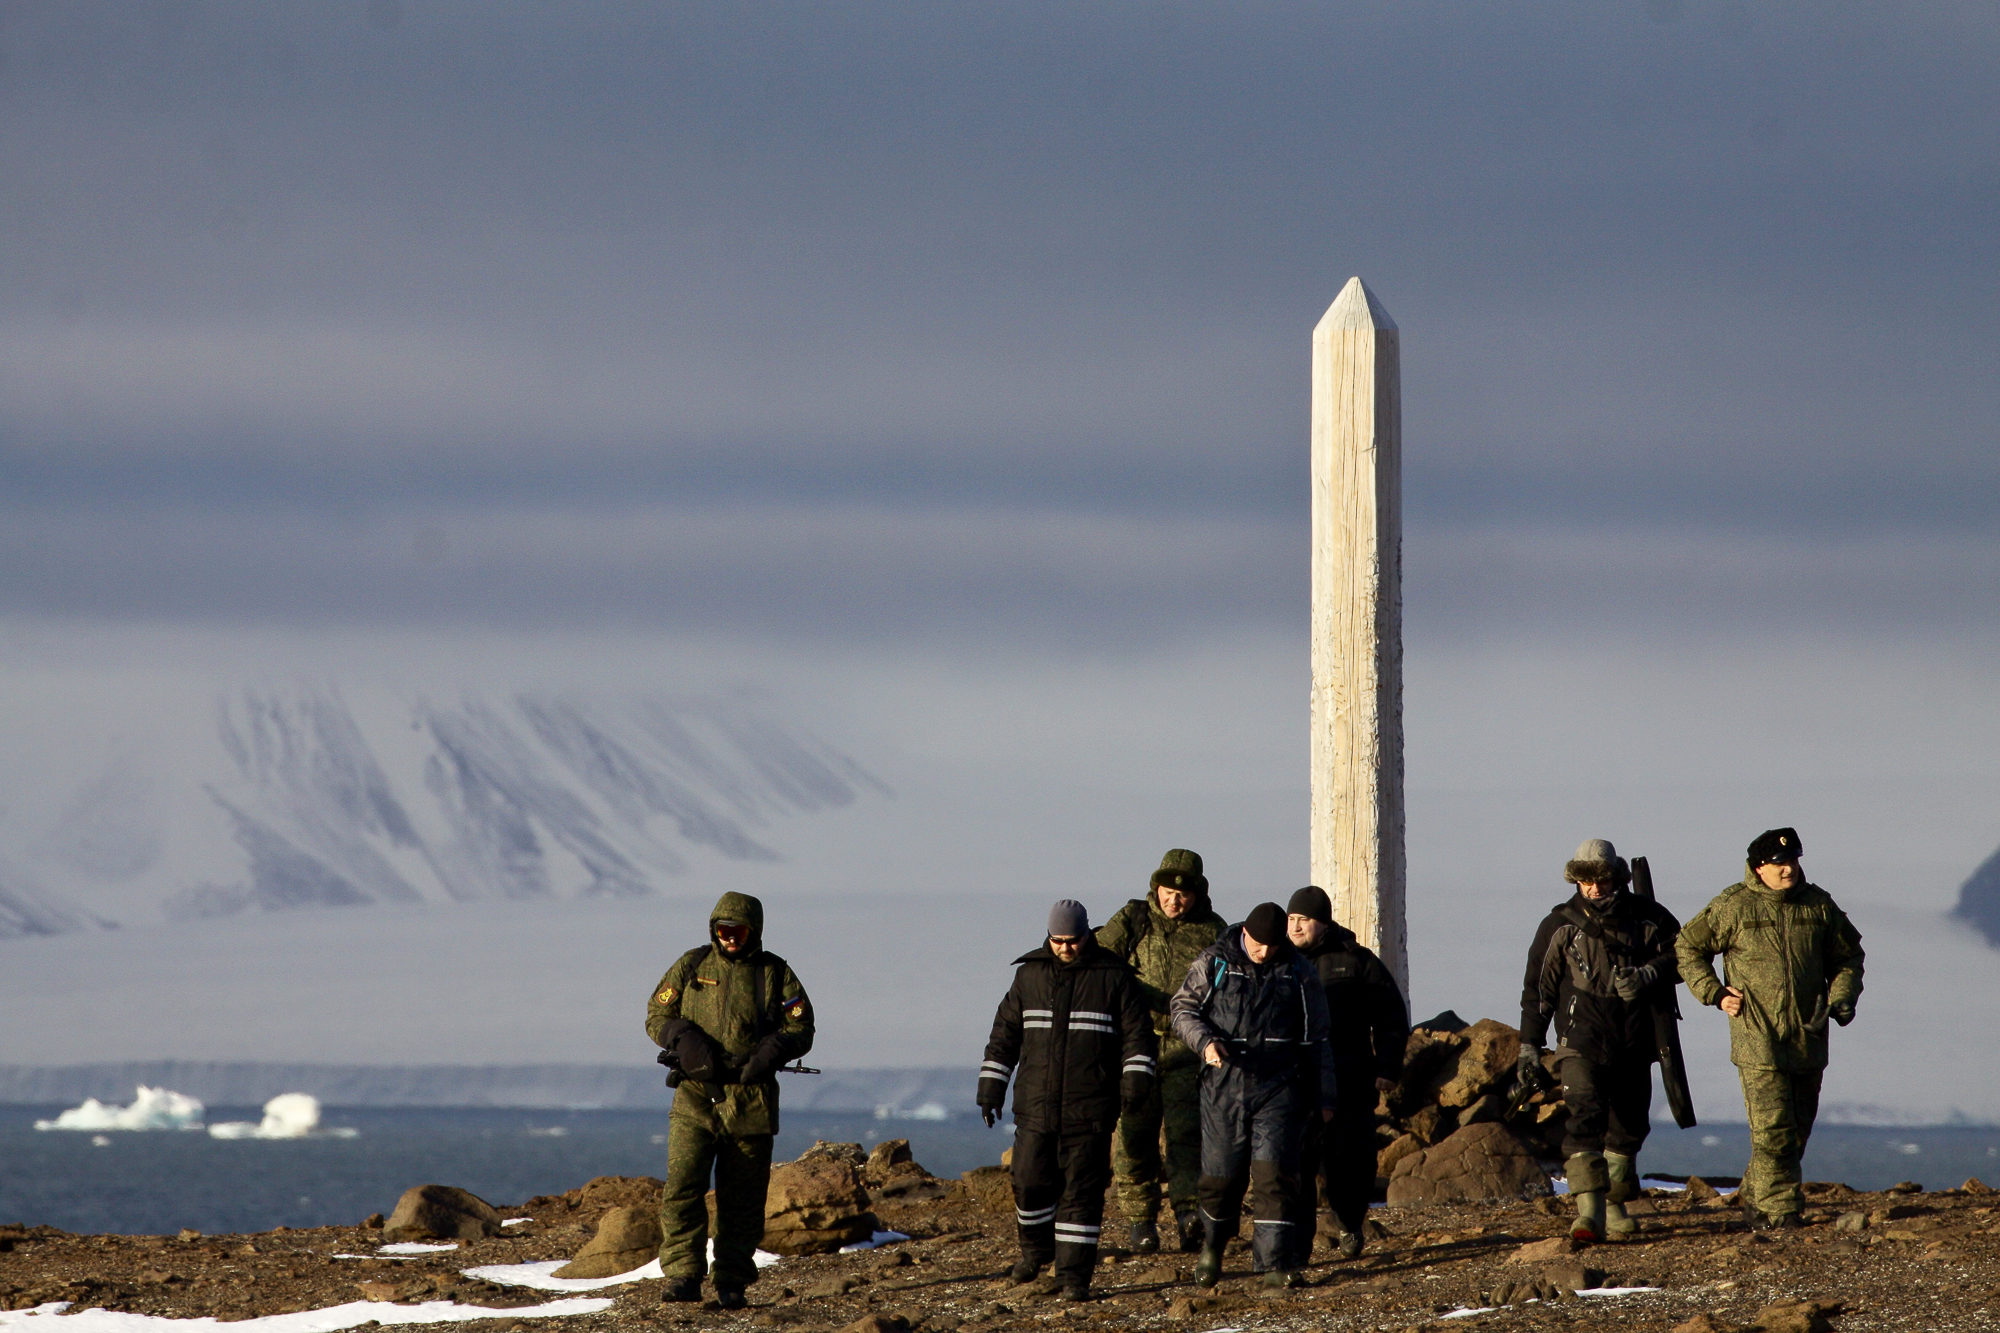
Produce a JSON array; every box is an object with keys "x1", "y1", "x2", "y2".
[{"x1": 0, "y1": 687, "x2": 886, "y2": 938}]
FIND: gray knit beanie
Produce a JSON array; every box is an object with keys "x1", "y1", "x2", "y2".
[{"x1": 1047, "y1": 899, "x2": 1089, "y2": 939}]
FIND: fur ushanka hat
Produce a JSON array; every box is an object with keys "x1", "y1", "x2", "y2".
[{"x1": 1564, "y1": 838, "x2": 1628, "y2": 887}]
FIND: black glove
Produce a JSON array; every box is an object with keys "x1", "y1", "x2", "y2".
[
  {"x1": 980, "y1": 1104, "x2": 1001, "y2": 1128},
  {"x1": 1120, "y1": 1071, "x2": 1155, "y2": 1115},
  {"x1": 1610, "y1": 962, "x2": 1658, "y2": 1002},
  {"x1": 739, "y1": 1034, "x2": 790, "y2": 1084},
  {"x1": 672, "y1": 1026, "x2": 727, "y2": 1083},
  {"x1": 1830, "y1": 1001, "x2": 1856, "y2": 1027},
  {"x1": 1517, "y1": 1045, "x2": 1555, "y2": 1095}
]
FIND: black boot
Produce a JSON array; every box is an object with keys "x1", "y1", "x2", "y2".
[
  {"x1": 714, "y1": 1287, "x2": 746, "y2": 1311},
  {"x1": 1176, "y1": 1210, "x2": 1203, "y2": 1254},
  {"x1": 1129, "y1": 1219, "x2": 1160, "y2": 1254},
  {"x1": 659, "y1": 1277, "x2": 702, "y2": 1303},
  {"x1": 1194, "y1": 1236, "x2": 1226, "y2": 1288},
  {"x1": 1009, "y1": 1257, "x2": 1043, "y2": 1283}
]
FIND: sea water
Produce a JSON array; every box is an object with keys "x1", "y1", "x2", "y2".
[{"x1": 3, "y1": 1106, "x2": 1994, "y2": 1237}]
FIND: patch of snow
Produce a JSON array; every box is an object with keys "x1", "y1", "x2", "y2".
[
  {"x1": 378, "y1": 1243, "x2": 457, "y2": 1255},
  {"x1": 500, "y1": 1219, "x2": 531, "y2": 1227},
  {"x1": 1440, "y1": 1307, "x2": 1498, "y2": 1319},
  {"x1": 210, "y1": 1094, "x2": 333, "y2": 1140},
  {"x1": 461, "y1": 1259, "x2": 663, "y2": 1292},
  {"x1": 0, "y1": 1297, "x2": 613, "y2": 1333},
  {"x1": 34, "y1": 1087, "x2": 205, "y2": 1132},
  {"x1": 1578, "y1": 1286, "x2": 1661, "y2": 1297},
  {"x1": 838, "y1": 1231, "x2": 909, "y2": 1253},
  {"x1": 1641, "y1": 1177, "x2": 1686, "y2": 1191}
]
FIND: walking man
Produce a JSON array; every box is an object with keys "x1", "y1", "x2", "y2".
[
  {"x1": 1171, "y1": 901, "x2": 1336, "y2": 1289},
  {"x1": 645, "y1": 892, "x2": 815, "y2": 1308},
  {"x1": 1094, "y1": 848, "x2": 1229, "y2": 1252},
  {"x1": 1519, "y1": 840, "x2": 1682, "y2": 1244},
  {"x1": 1285, "y1": 885, "x2": 1406, "y2": 1259},
  {"x1": 978, "y1": 900, "x2": 1157, "y2": 1301},
  {"x1": 1677, "y1": 828, "x2": 1864, "y2": 1228}
]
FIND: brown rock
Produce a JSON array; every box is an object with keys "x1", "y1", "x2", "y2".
[
  {"x1": 1507, "y1": 1237, "x2": 1570, "y2": 1264},
  {"x1": 838, "y1": 1316, "x2": 909, "y2": 1333},
  {"x1": 1377, "y1": 1132, "x2": 1424, "y2": 1177},
  {"x1": 761, "y1": 1147, "x2": 878, "y2": 1255},
  {"x1": 959, "y1": 1165, "x2": 1013, "y2": 1215},
  {"x1": 1750, "y1": 1299, "x2": 1841, "y2": 1333},
  {"x1": 1673, "y1": 1316, "x2": 1743, "y2": 1333},
  {"x1": 382, "y1": 1185, "x2": 505, "y2": 1242},
  {"x1": 1962, "y1": 1177, "x2": 1993, "y2": 1194},
  {"x1": 1385, "y1": 1123, "x2": 1552, "y2": 1206},
  {"x1": 1436, "y1": 1019, "x2": 1522, "y2": 1109},
  {"x1": 577, "y1": 1176, "x2": 663, "y2": 1214},
  {"x1": 1406, "y1": 1104, "x2": 1456, "y2": 1146},
  {"x1": 552, "y1": 1206, "x2": 662, "y2": 1279},
  {"x1": 354, "y1": 1282, "x2": 402, "y2": 1303},
  {"x1": 865, "y1": 1140, "x2": 913, "y2": 1178},
  {"x1": 1684, "y1": 1176, "x2": 1725, "y2": 1205},
  {"x1": 1541, "y1": 1260, "x2": 1604, "y2": 1292}
]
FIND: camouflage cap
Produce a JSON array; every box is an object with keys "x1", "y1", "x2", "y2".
[{"x1": 1150, "y1": 847, "x2": 1207, "y2": 895}]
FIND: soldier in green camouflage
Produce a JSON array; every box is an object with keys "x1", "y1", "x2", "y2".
[
  {"x1": 645, "y1": 891, "x2": 815, "y2": 1308},
  {"x1": 1676, "y1": 828, "x2": 1863, "y2": 1228},
  {"x1": 1094, "y1": 848, "x2": 1228, "y2": 1254}
]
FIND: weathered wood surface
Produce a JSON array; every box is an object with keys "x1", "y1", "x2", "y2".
[{"x1": 1309, "y1": 275, "x2": 1406, "y2": 989}]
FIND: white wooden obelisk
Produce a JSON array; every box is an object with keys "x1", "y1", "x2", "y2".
[{"x1": 1309, "y1": 276, "x2": 1406, "y2": 990}]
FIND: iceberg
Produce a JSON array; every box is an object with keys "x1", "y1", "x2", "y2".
[
  {"x1": 210, "y1": 1093, "x2": 352, "y2": 1139},
  {"x1": 34, "y1": 1086, "x2": 205, "y2": 1131}
]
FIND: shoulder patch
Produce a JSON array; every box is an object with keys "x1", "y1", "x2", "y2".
[
  {"x1": 785, "y1": 997, "x2": 807, "y2": 1020},
  {"x1": 655, "y1": 985, "x2": 676, "y2": 1004}
]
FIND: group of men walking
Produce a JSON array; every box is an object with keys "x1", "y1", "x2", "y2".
[
  {"x1": 978, "y1": 850, "x2": 1408, "y2": 1297},
  {"x1": 639, "y1": 827, "x2": 1864, "y2": 1305}
]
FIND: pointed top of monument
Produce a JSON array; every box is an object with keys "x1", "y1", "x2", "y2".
[{"x1": 1318, "y1": 276, "x2": 1396, "y2": 333}]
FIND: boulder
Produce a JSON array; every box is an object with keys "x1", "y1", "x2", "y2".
[
  {"x1": 864, "y1": 1140, "x2": 913, "y2": 1180},
  {"x1": 1435, "y1": 1020, "x2": 1521, "y2": 1109},
  {"x1": 1385, "y1": 1123, "x2": 1551, "y2": 1206},
  {"x1": 381, "y1": 1185, "x2": 505, "y2": 1242},
  {"x1": 1377, "y1": 1132, "x2": 1424, "y2": 1177},
  {"x1": 1750, "y1": 1300, "x2": 1841, "y2": 1333},
  {"x1": 1507, "y1": 1237, "x2": 1571, "y2": 1264},
  {"x1": 760, "y1": 1143, "x2": 878, "y2": 1255},
  {"x1": 578, "y1": 1176, "x2": 663, "y2": 1213},
  {"x1": 1683, "y1": 1176, "x2": 1725, "y2": 1205},
  {"x1": 553, "y1": 1206, "x2": 662, "y2": 1279}
]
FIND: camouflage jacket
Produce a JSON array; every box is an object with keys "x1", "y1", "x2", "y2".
[
  {"x1": 1095, "y1": 890, "x2": 1227, "y2": 1051},
  {"x1": 645, "y1": 892, "x2": 814, "y2": 1134},
  {"x1": 1675, "y1": 875, "x2": 1864, "y2": 1071}
]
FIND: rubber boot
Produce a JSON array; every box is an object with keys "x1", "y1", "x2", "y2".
[
  {"x1": 1129, "y1": 1218, "x2": 1160, "y2": 1254},
  {"x1": 1175, "y1": 1210, "x2": 1203, "y2": 1254},
  {"x1": 1565, "y1": 1152, "x2": 1608, "y2": 1244},
  {"x1": 1193, "y1": 1223, "x2": 1227, "y2": 1288},
  {"x1": 1603, "y1": 1152, "x2": 1638, "y2": 1240}
]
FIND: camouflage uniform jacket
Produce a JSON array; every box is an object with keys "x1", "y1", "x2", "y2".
[
  {"x1": 1095, "y1": 890, "x2": 1227, "y2": 1055},
  {"x1": 1675, "y1": 875, "x2": 1863, "y2": 1072},
  {"x1": 645, "y1": 893, "x2": 814, "y2": 1135}
]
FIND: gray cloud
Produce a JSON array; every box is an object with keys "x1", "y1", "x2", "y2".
[{"x1": 0, "y1": 0, "x2": 1994, "y2": 638}]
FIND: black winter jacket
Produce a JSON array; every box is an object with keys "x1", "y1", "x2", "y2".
[
  {"x1": 979, "y1": 940, "x2": 1158, "y2": 1134},
  {"x1": 1520, "y1": 890, "x2": 1681, "y2": 1064},
  {"x1": 1170, "y1": 927, "x2": 1338, "y2": 1110},
  {"x1": 1298, "y1": 923, "x2": 1408, "y2": 1087}
]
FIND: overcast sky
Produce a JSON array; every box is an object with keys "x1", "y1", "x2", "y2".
[{"x1": 2, "y1": 2, "x2": 1997, "y2": 1091}]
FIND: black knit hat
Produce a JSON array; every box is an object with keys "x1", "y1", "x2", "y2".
[
  {"x1": 1747, "y1": 827, "x2": 1803, "y2": 866},
  {"x1": 1286, "y1": 886, "x2": 1332, "y2": 923},
  {"x1": 1244, "y1": 902, "x2": 1288, "y2": 946}
]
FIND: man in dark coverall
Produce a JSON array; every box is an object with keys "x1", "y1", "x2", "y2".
[
  {"x1": 979, "y1": 900, "x2": 1157, "y2": 1302},
  {"x1": 1284, "y1": 885, "x2": 1407, "y2": 1259},
  {"x1": 645, "y1": 892, "x2": 815, "y2": 1308},
  {"x1": 1519, "y1": 840, "x2": 1681, "y2": 1244},
  {"x1": 1170, "y1": 901, "x2": 1336, "y2": 1290}
]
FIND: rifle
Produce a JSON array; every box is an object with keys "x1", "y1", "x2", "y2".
[
  {"x1": 1631, "y1": 856, "x2": 1697, "y2": 1129},
  {"x1": 655, "y1": 1049, "x2": 820, "y2": 1089}
]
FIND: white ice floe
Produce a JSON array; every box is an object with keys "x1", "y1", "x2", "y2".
[
  {"x1": 839, "y1": 1231, "x2": 909, "y2": 1253},
  {"x1": 34, "y1": 1087, "x2": 205, "y2": 1132},
  {"x1": 0, "y1": 1297, "x2": 614, "y2": 1333},
  {"x1": 378, "y1": 1244, "x2": 457, "y2": 1255},
  {"x1": 209, "y1": 1094, "x2": 351, "y2": 1140}
]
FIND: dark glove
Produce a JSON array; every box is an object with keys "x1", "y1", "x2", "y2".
[
  {"x1": 1120, "y1": 1071, "x2": 1155, "y2": 1115},
  {"x1": 1610, "y1": 962, "x2": 1658, "y2": 1002},
  {"x1": 979, "y1": 1104, "x2": 1001, "y2": 1128},
  {"x1": 1517, "y1": 1045, "x2": 1556, "y2": 1095},
  {"x1": 1830, "y1": 1001, "x2": 1856, "y2": 1027},
  {"x1": 739, "y1": 1034, "x2": 789, "y2": 1084},
  {"x1": 672, "y1": 1026, "x2": 727, "y2": 1083}
]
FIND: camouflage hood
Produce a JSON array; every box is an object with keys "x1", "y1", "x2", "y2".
[{"x1": 709, "y1": 891, "x2": 765, "y2": 955}]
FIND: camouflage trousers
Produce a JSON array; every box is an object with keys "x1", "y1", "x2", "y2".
[
  {"x1": 1113, "y1": 1047, "x2": 1202, "y2": 1222},
  {"x1": 658, "y1": 1114, "x2": 773, "y2": 1287},
  {"x1": 1736, "y1": 1066, "x2": 1823, "y2": 1221}
]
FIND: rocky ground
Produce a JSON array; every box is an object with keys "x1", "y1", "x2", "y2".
[{"x1": 3, "y1": 1165, "x2": 1997, "y2": 1333}]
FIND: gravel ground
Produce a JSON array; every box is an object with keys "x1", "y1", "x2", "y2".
[{"x1": 4, "y1": 1174, "x2": 1996, "y2": 1332}]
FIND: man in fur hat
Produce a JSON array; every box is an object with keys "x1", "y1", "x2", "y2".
[{"x1": 1519, "y1": 840, "x2": 1682, "y2": 1244}]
